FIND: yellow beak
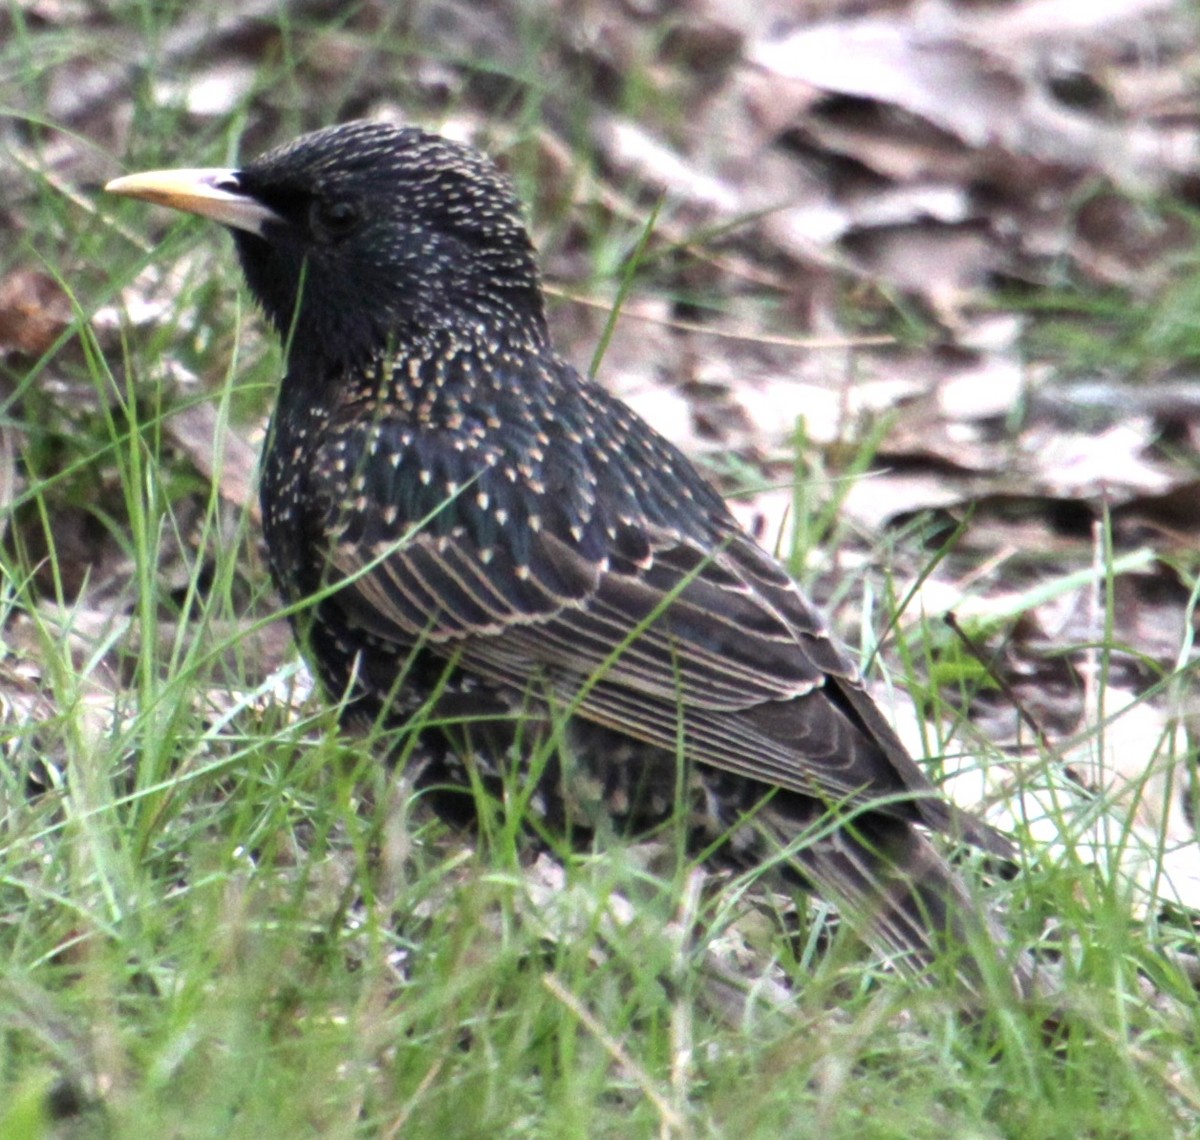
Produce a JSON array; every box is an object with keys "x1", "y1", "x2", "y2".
[{"x1": 105, "y1": 167, "x2": 281, "y2": 235}]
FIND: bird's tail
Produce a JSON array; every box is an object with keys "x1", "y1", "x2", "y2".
[{"x1": 757, "y1": 798, "x2": 1038, "y2": 1000}]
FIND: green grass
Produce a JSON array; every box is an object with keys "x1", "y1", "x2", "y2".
[
  {"x1": 4, "y1": 3, "x2": 1200, "y2": 1137},
  {"x1": 1018, "y1": 207, "x2": 1200, "y2": 382}
]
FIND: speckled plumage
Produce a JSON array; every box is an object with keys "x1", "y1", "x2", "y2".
[{"x1": 111, "y1": 121, "x2": 1033, "y2": 995}]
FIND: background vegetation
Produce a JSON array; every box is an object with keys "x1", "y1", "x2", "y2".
[{"x1": 3, "y1": 1, "x2": 1200, "y2": 1136}]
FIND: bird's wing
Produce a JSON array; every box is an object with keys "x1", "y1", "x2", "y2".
[{"x1": 324, "y1": 508, "x2": 1007, "y2": 850}]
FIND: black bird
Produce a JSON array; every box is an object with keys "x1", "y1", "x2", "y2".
[{"x1": 107, "y1": 121, "x2": 1032, "y2": 996}]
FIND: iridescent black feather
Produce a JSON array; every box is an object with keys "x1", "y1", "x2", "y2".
[{"x1": 118, "y1": 121, "x2": 1034, "y2": 996}]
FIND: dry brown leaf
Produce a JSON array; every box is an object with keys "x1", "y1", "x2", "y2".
[
  {"x1": 164, "y1": 401, "x2": 262, "y2": 522},
  {"x1": 0, "y1": 268, "x2": 74, "y2": 356}
]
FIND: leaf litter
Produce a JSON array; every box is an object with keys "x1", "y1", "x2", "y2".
[{"x1": 5, "y1": 0, "x2": 1200, "y2": 1016}]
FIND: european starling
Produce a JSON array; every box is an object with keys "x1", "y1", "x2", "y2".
[{"x1": 107, "y1": 121, "x2": 1032, "y2": 996}]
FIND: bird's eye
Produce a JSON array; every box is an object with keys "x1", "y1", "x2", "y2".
[{"x1": 310, "y1": 198, "x2": 361, "y2": 239}]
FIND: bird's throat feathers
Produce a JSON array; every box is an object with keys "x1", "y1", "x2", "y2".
[
  {"x1": 230, "y1": 203, "x2": 549, "y2": 379},
  {"x1": 235, "y1": 235, "x2": 549, "y2": 383}
]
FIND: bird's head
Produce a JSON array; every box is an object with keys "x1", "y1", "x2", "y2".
[{"x1": 107, "y1": 121, "x2": 547, "y2": 372}]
